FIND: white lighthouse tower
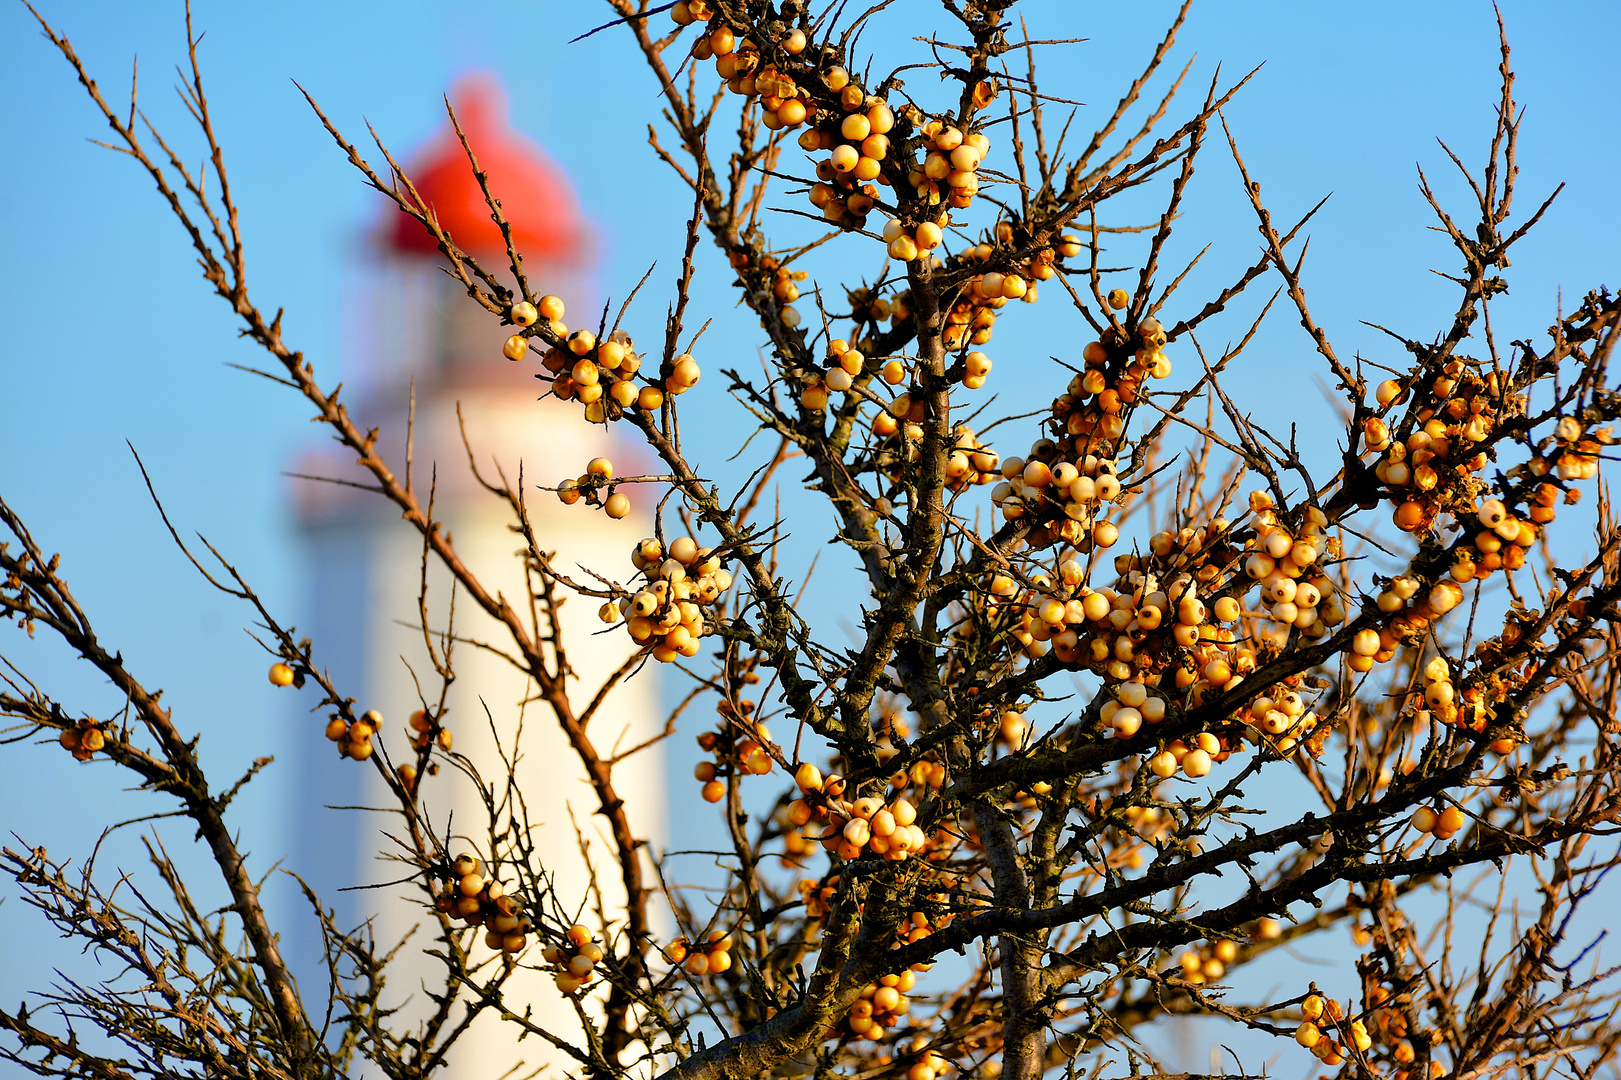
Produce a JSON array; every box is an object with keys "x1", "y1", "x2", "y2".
[{"x1": 286, "y1": 74, "x2": 663, "y2": 1077}]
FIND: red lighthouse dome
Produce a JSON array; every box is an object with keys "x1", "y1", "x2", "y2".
[{"x1": 388, "y1": 74, "x2": 589, "y2": 266}]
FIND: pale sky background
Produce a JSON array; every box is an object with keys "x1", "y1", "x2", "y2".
[{"x1": 1, "y1": 1, "x2": 1617, "y2": 1075}]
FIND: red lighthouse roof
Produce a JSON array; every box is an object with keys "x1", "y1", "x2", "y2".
[{"x1": 388, "y1": 74, "x2": 588, "y2": 265}]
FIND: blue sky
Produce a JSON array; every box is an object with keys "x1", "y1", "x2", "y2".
[{"x1": 2, "y1": 0, "x2": 1617, "y2": 1072}]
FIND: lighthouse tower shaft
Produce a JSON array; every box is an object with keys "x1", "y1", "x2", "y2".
[{"x1": 287, "y1": 76, "x2": 664, "y2": 1077}]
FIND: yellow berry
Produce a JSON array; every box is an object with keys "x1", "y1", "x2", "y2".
[{"x1": 669, "y1": 355, "x2": 701, "y2": 393}]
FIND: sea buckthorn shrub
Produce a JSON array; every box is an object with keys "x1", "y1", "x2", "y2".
[{"x1": 6, "y1": 5, "x2": 1621, "y2": 1080}]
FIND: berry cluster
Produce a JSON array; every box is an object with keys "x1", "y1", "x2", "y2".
[
  {"x1": 1360, "y1": 981, "x2": 1443, "y2": 1080},
  {"x1": 1050, "y1": 306, "x2": 1174, "y2": 460},
  {"x1": 693, "y1": 712, "x2": 774, "y2": 803},
  {"x1": 433, "y1": 853, "x2": 530, "y2": 954},
  {"x1": 706, "y1": 23, "x2": 814, "y2": 125},
  {"x1": 1408, "y1": 655, "x2": 1493, "y2": 737},
  {"x1": 671, "y1": 4, "x2": 998, "y2": 242},
  {"x1": 846, "y1": 285, "x2": 895, "y2": 326},
  {"x1": 664, "y1": 930, "x2": 735, "y2": 976},
  {"x1": 725, "y1": 250, "x2": 810, "y2": 330},
  {"x1": 502, "y1": 295, "x2": 567, "y2": 360},
  {"x1": 1093, "y1": 681, "x2": 1165, "y2": 739},
  {"x1": 802, "y1": 338, "x2": 873, "y2": 410},
  {"x1": 789, "y1": 764, "x2": 925, "y2": 862},
  {"x1": 868, "y1": 422, "x2": 998, "y2": 493},
  {"x1": 1143, "y1": 520, "x2": 1249, "y2": 603},
  {"x1": 1237, "y1": 680, "x2": 1324, "y2": 756},
  {"x1": 1293, "y1": 993, "x2": 1370, "y2": 1069},
  {"x1": 407, "y1": 707, "x2": 453, "y2": 754},
  {"x1": 1364, "y1": 361, "x2": 1611, "y2": 631},
  {"x1": 896, "y1": 901, "x2": 949, "y2": 947},
  {"x1": 1453, "y1": 496, "x2": 1538, "y2": 577},
  {"x1": 840, "y1": 969, "x2": 916, "y2": 1042},
  {"x1": 1547, "y1": 414, "x2": 1609, "y2": 481},
  {"x1": 681, "y1": 7, "x2": 810, "y2": 116},
  {"x1": 880, "y1": 216, "x2": 944, "y2": 265},
  {"x1": 542, "y1": 923, "x2": 605, "y2": 993},
  {"x1": 1239, "y1": 498, "x2": 1346, "y2": 647},
  {"x1": 906, "y1": 120, "x2": 989, "y2": 213},
  {"x1": 933, "y1": 227, "x2": 1066, "y2": 349},
  {"x1": 900, "y1": 1038, "x2": 950, "y2": 1080},
  {"x1": 1348, "y1": 578, "x2": 1465, "y2": 675},
  {"x1": 797, "y1": 873, "x2": 838, "y2": 921},
  {"x1": 1174, "y1": 938, "x2": 1240, "y2": 986},
  {"x1": 999, "y1": 556, "x2": 1217, "y2": 679},
  {"x1": 1146, "y1": 731, "x2": 1231, "y2": 780},
  {"x1": 607, "y1": 536, "x2": 733, "y2": 663},
  {"x1": 324, "y1": 708, "x2": 384, "y2": 761},
  {"x1": 990, "y1": 448, "x2": 1125, "y2": 551},
  {"x1": 962, "y1": 521, "x2": 1367, "y2": 780},
  {"x1": 754, "y1": 56, "x2": 811, "y2": 127},
  {"x1": 540, "y1": 330, "x2": 689, "y2": 424},
  {"x1": 1367, "y1": 362, "x2": 1506, "y2": 533},
  {"x1": 803, "y1": 92, "x2": 895, "y2": 230},
  {"x1": 895, "y1": 755, "x2": 948, "y2": 794},
  {"x1": 507, "y1": 289, "x2": 705, "y2": 423},
  {"x1": 1409, "y1": 802, "x2": 1467, "y2": 841},
  {"x1": 57, "y1": 718, "x2": 107, "y2": 761},
  {"x1": 557, "y1": 457, "x2": 632, "y2": 520},
  {"x1": 768, "y1": 263, "x2": 810, "y2": 306}
]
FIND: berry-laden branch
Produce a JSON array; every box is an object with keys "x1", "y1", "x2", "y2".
[
  {"x1": 24, "y1": 2, "x2": 668, "y2": 1063},
  {"x1": 0, "y1": 495, "x2": 315, "y2": 1070},
  {"x1": 8, "y1": 4, "x2": 1621, "y2": 1080}
]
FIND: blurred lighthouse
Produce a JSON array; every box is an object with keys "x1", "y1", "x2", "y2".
[{"x1": 286, "y1": 74, "x2": 663, "y2": 1075}]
